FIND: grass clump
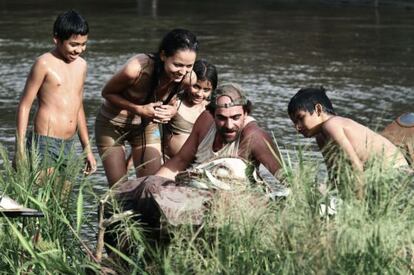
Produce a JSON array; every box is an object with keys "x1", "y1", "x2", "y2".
[
  {"x1": 0, "y1": 144, "x2": 101, "y2": 274},
  {"x1": 1, "y1": 143, "x2": 413, "y2": 274}
]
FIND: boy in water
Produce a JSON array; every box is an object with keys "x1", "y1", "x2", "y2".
[
  {"x1": 15, "y1": 10, "x2": 96, "y2": 174},
  {"x1": 288, "y1": 87, "x2": 408, "y2": 199}
]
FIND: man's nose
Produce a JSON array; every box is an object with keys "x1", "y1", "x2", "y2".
[{"x1": 225, "y1": 119, "x2": 234, "y2": 129}]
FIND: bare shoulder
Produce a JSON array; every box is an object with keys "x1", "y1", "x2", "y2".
[
  {"x1": 241, "y1": 119, "x2": 273, "y2": 148},
  {"x1": 321, "y1": 116, "x2": 348, "y2": 134},
  {"x1": 193, "y1": 110, "x2": 214, "y2": 136},
  {"x1": 33, "y1": 53, "x2": 53, "y2": 68},
  {"x1": 122, "y1": 54, "x2": 153, "y2": 78}
]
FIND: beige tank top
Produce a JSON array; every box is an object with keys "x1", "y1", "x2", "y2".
[{"x1": 192, "y1": 123, "x2": 241, "y2": 167}]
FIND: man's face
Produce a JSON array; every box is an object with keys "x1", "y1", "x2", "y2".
[
  {"x1": 214, "y1": 96, "x2": 246, "y2": 143},
  {"x1": 54, "y1": 34, "x2": 88, "y2": 63},
  {"x1": 290, "y1": 109, "x2": 321, "y2": 137}
]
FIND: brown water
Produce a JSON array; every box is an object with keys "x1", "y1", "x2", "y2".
[{"x1": 1, "y1": 0, "x2": 414, "y2": 191}]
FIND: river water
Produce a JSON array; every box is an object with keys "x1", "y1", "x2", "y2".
[{"x1": 1, "y1": 0, "x2": 413, "y2": 195}]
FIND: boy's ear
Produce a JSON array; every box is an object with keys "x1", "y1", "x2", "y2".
[{"x1": 315, "y1": 103, "x2": 323, "y2": 115}]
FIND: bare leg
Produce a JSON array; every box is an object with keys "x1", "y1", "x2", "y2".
[
  {"x1": 131, "y1": 143, "x2": 162, "y2": 177},
  {"x1": 98, "y1": 145, "x2": 128, "y2": 187}
]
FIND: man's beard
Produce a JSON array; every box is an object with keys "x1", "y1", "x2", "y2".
[{"x1": 218, "y1": 127, "x2": 241, "y2": 143}]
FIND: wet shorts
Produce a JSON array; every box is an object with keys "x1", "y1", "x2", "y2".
[
  {"x1": 26, "y1": 132, "x2": 76, "y2": 168},
  {"x1": 95, "y1": 111, "x2": 161, "y2": 148}
]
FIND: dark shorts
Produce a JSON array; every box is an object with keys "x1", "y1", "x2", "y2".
[{"x1": 26, "y1": 132, "x2": 76, "y2": 168}]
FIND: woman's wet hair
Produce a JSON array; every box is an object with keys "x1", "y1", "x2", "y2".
[
  {"x1": 193, "y1": 59, "x2": 218, "y2": 90},
  {"x1": 53, "y1": 10, "x2": 89, "y2": 41},
  {"x1": 158, "y1": 28, "x2": 199, "y2": 57},
  {"x1": 147, "y1": 29, "x2": 199, "y2": 104},
  {"x1": 287, "y1": 87, "x2": 336, "y2": 117}
]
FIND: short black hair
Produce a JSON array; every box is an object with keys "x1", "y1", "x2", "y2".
[
  {"x1": 288, "y1": 87, "x2": 336, "y2": 117},
  {"x1": 53, "y1": 10, "x2": 89, "y2": 41}
]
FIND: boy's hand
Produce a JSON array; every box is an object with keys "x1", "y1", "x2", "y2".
[
  {"x1": 13, "y1": 143, "x2": 27, "y2": 170},
  {"x1": 83, "y1": 152, "x2": 97, "y2": 176}
]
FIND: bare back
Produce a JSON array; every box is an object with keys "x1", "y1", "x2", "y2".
[{"x1": 317, "y1": 116, "x2": 408, "y2": 170}]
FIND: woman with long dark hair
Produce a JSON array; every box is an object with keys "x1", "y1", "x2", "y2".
[{"x1": 95, "y1": 29, "x2": 198, "y2": 186}]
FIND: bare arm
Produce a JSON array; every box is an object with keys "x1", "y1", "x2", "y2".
[
  {"x1": 15, "y1": 59, "x2": 47, "y2": 161},
  {"x1": 156, "y1": 112, "x2": 210, "y2": 179},
  {"x1": 322, "y1": 122, "x2": 365, "y2": 199},
  {"x1": 242, "y1": 123, "x2": 283, "y2": 175},
  {"x1": 322, "y1": 122, "x2": 363, "y2": 172},
  {"x1": 101, "y1": 57, "x2": 161, "y2": 118},
  {"x1": 77, "y1": 69, "x2": 97, "y2": 174}
]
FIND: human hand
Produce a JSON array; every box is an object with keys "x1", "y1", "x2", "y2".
[
  {"x1": 153, "y1": 104, "x2": 177, "y2": 124},
  {"x1": 138, "y1": 102, "x2": 163, "y2": 119},
  {"x1": 13, "y1": 144, "x2": 27, "y2": 170},
  {"x1": 83, "y1": 152, "x2": 97, "y2": 176}
]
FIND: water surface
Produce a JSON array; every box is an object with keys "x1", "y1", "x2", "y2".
[{"x1": 1, "y1": 0, "x2": 413, "y2": 195}]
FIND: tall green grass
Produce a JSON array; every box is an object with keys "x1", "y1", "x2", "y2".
[
  {"x1": 1, "y1": 143, "x2": 413, "y2": 274},
  {"x1": 0, "y1": 144, "x2": 101, "y2": 274}
]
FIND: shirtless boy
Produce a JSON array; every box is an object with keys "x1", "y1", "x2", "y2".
[
  {"x1": 288, "y1": 87, "x2": 408, "y2": 198},
  {"x1": 15, "y1": 10, "x2": 96, "y2": 174}
]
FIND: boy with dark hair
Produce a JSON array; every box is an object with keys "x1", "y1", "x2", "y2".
[
  {"x1": 15, "y1": 10, "x2": 96, "y2": 174},
  {"x1": 288, "y1": 87, "x2": 408, "y2": 198}
]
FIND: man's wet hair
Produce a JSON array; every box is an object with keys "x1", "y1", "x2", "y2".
[
  {"x1": 206, "y1": 83, "x2": 252, "y2": 115},
  {"x1": 53, "y1": 10, "x2": 89, "y2": 41},
  {"x1": 288, "y1": 87, "x2": 336, "y2": 117},
  {"x1": 193, "y1": 59, "x2": 218, "y2": 90}
]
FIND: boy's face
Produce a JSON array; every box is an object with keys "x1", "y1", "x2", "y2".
[
  {"x1": 161, "y1": 49, "x2": 196, "y2": 82},
  {"x1": 54, "y1": 34, "x2": 88, "y2": 63},
  {"x1": 291, "y1": 109, "x2": 322, "y2": 137}
]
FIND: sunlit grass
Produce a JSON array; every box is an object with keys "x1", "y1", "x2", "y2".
[{"x1": 1, "y1": 143, "x2": 413, "y2": 274}]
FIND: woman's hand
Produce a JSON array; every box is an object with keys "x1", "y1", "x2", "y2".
[
  {"x1": 153, "y1": 104, "x2": 177, "y2": 124},
  {"x1": 136, "y1": 102, "x2": 163, "y2": 119}
]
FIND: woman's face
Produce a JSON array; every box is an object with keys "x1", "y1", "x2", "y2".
[
  {"x1": 188, "y1": 79, "x2": 213, "y2": 105},
  {"x1": 162, "y1": 49, "x2": 196, "y2": 82}
]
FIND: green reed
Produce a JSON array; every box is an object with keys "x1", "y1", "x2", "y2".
[
  {"x1": 0, "y1": 144, "x2": 100, "y2": 274},
  {"x1": 1, "y1": 143, "x2": 413, "y2": 274}
]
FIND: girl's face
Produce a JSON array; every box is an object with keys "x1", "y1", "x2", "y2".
[
  {"x1": 188, "y1": 79, "x2": 213, "y2": 105},
  {"x1": 161, "y1": 49, "x2": 196, "y2": 82}
]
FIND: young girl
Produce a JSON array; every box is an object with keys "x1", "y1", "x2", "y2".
[
  {"x1": 163, "y1": 59, "x2": 218, "y2": 158},
  {"x1": 95, "y1": 29, "x2": 198, "y2": 186}
]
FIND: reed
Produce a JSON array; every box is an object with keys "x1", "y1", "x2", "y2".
[{"x1": 1, "y1": 144, "x2": 413, "y2": 274}]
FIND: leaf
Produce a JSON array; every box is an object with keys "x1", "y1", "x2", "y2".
[{"x1": 76, "y1": 186, "x2": 84, "y2": 234}]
